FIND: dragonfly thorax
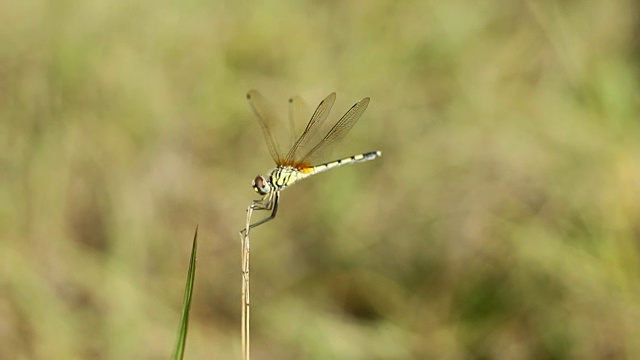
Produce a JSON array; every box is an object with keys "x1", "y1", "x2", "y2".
[
  {"x1": 253, "y1": 166, "x2": 302, "y2": 195},
  {"x1": 252, "y1": 166, "x2": 309, "y2": 196}
]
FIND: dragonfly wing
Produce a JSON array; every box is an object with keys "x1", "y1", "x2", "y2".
[
  {"x1": 247, "y1": 90, "x2": 284, "y2": 163},
  {"x1": 285, "y1": 93, "x2": 336, "y2": 164},
  {"x1": 287, "y1": 95, "x2": 310, "y2": 148},
  {"x1": 300, "y1": 97, "x2": 370, "y2": 164}
]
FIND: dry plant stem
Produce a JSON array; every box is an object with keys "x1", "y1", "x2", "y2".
[{"x1": 240, "y1": 204, "x2": 254, "y2": 360}]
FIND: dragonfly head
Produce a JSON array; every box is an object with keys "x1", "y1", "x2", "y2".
[{"x1": 252, "y1": 175, "x2": 272, "y2": 195}]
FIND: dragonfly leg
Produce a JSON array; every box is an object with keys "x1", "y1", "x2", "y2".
[
  {"x1": 248, "y1": 191, "x2": 279, "y2": 229},
  {"x1": 241, "y1": 192, "x2": 280, "y2": 234}
]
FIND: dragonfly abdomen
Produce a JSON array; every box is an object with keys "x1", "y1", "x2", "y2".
[{"x1": 309, "y1": 150, "x2": 382, "y2": 175}]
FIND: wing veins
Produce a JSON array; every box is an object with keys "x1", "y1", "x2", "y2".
[
  {"x1": 285, "y1": 93, "x2": 336, "y2": 163},
  {"x1": 247, "y1": 90, "x2": 283, "y2": 163},
  {"x1": 287, "y1": 95, "x2": 309, "y2": 147},
  {"x1": 300, "y1": 97, "x2": 370, "y2": 164}
]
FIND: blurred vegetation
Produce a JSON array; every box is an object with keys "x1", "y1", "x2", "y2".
[{"x1": 2, "y1": 0, "x2": 640, "y2": 359}]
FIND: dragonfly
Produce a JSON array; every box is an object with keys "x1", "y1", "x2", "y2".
[{"x1": 245, "y1": 89, "x2": 382, "y2": 231}]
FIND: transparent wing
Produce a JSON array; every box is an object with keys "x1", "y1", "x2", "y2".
[
  {"x1": 287, "y1": 95, "x2": 310, "y2": 148},
  {"x1": 285, "y1": 93, "x2": 336, "y2": 164},
  {"x1": 247, "y1": 90, "x2": 283, "y2": 163},
  {"x1": 300, "y1": 97, "x2": 370, "y2": 165}
]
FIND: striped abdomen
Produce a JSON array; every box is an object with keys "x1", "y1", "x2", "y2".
[{"x1": 270, "y1": 150, "x2": 382, "y2": 191}]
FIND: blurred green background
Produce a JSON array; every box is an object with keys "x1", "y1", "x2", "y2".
[{"x1": 2, "y1": 0, "x2": 640, "y2": 359}]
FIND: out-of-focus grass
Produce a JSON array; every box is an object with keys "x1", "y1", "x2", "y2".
[{"x1": 2, "y1": 0, "x2": 640, "y2": 358}]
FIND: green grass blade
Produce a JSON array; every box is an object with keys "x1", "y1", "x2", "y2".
[{"x1": 171, "y1": 226, "x2": 199, "y2": 360}]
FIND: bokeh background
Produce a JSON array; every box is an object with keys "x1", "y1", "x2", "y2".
[{"x1": 3, "y1": 0, "x2": 640, "y2": 359}]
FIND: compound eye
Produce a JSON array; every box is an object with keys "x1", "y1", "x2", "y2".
[{"x1": 252, "y1": 175, "x2": 271, "y2": 195}]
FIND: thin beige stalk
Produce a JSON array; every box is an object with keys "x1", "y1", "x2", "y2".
[{"x1": 239, "y1": 205, "x2": 254, "y2": 360}]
